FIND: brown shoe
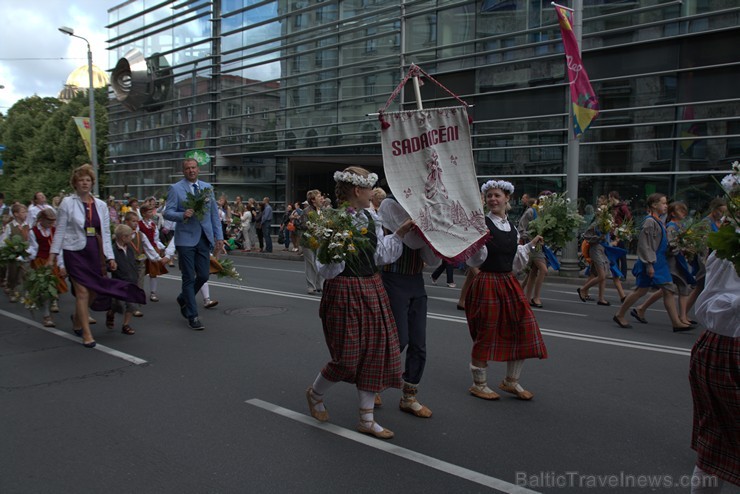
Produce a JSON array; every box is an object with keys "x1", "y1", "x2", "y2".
[
  {"x1": 132, "y1": 310, "x2": 144, "y2": 318},
  {"x1": 306, "y1": 387, "x2": 329, "y2": 422},
  {"x1": 469, "y1": 384, "x2": 501, "y2": 400},
  {"x1": 357, "y1": 408, "x2": 394, "y2": 439},
  {"x1": 121, "y1": 325, "x2": 135, "y2": 335},
  {"x1": 42, "y1": 316, "x2": 56, "y2": 328},
  {"x1": 399, "y1": 398, "x2": 432, "y2": 418},
  {"x1": 105, "y1": 310, "x2": 115, "y2": 329},
  {"x1": 499, "y1": 380, "x2": 534, "y2": 400},
  {"x1": 374, "y1": 393, "x2": 383, "y2": 408}
]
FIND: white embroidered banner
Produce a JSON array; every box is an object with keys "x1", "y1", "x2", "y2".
[{"x1": 380, "y1": 106, "x2": 488, "y2": 260}]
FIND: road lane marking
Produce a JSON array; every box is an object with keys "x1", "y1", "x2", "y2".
[
  {"x1": 428, "y1": 297, "x2": 586, "y2": 317},
  {"x1": 160, "y1": 277, "x2": 693, "y2": 356},
  {"x1": 0, "y1": 309, "x2": 148, "y2": 365},
  {"x1": 245, "y1": 398, "x2": 539, "y2": 494}
]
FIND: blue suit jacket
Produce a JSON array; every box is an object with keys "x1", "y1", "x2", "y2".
[{"x1": 164, "y1": 179, "x2": 222, "y2": 248}]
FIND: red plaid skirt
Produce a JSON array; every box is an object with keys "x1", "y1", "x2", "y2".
[
  {"x1": 319, "y1": 273, "x2": 402, "y2": 392},
  {"x1": 465, "y1": 271, "x2": 548, "y2": 362},
  {"x1": 690, "y1": 330, "x2": 740, "y2": 485}
]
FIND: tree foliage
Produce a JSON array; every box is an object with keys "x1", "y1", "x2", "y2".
[{"x1": 0, "y1": 88, "x2": 108, "y2": 203}]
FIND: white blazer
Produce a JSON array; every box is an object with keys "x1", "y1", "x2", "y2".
[{"x1": 50, "y1": 195, "x2": 114, "y2": 261}]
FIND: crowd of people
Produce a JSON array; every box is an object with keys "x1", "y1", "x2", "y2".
[{"x1": 1, "y1": 162, "x2": 737, "y2": 492}]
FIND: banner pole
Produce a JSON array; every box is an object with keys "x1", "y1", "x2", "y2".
[{"x1": 410, "y1": 64, "x2": 424, "y2": 110}]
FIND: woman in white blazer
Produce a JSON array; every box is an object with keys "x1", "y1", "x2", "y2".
[{"x1": 49, "y1": 164, "x2": 146, "y2": 348}]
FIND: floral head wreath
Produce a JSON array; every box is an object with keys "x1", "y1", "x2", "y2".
[
  {"x1": 720, "y1": 161, "x2": 740, "y2": 195},
  {"x1": 481, "y1": 180, "x2": 515, "y2": 195},
  {"x1": 333, "y1": 170, "x2": 378, "y2": 188}
]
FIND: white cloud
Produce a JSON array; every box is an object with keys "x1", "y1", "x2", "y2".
[{"x1": 0, "y1": 1, "x2": 108, "y2": 112}]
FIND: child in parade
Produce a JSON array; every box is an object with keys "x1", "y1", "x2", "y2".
[
  {"x1": 27, "y1": 209, "x2": 67, "y2": 327},
  {"x1": 138, "y1": 204, "x2": 167, "y2": 302},
  {"x1": 305, "y1": 166, "x2": 413, "y2": 439},
  {"x1": 576, "y1": 219, "x2": 627, "y2": 306},
  {"x1": 518, "y1": 193, "x2": 554, "y2": 308},
  {"x1": 465, "y1": 180, "x2": 547, "y2": 401},
  {"x1": 106, "y1": 225, "x2": 140, "y2": 335},
  {"x1": 2, "y1": 203, "x2": 30, "y2": 303},
  {"x1": 124, "y1": 212, "x2": 169, "y2": 317},
  {"x1": 613, "y1": 193, "x2": 694, "y2": 331}
]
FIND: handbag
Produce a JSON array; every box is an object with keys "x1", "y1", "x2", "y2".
[
  {"x1": 277, "y1": 229, "x2": 285, "y2": 244},
  {"x1": 287, "y1": 221, "x2": 296, "y2": 232}
]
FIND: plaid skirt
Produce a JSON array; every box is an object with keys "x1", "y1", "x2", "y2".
[
  {"x1": 465, "y1": 271, "x2": 548, "y2": 362},
  {"x1": 319, "y1": 273, "x2": 402, "y2": 392},
  {"x1": 690, "y1": 330, "x2": 740, "y2": 485}
]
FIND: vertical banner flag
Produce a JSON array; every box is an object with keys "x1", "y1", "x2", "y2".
[
  {"x1": 554, "y1": 5, "x2": 599, "y2": 136},
  {"x1": 380, "y1": 107, "x2": 488, "y2": 260},
  {"x1": 73, "y1": 117, "x2": 93, "y2": 160}
]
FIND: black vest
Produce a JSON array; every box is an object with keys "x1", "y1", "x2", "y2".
[{"x1": 479, "y1": 217, "x2": 518, "y2": 273}]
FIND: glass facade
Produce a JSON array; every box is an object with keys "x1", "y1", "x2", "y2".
[{"x1": 106, "y1": 0, "x2": 740, "y2": 216}]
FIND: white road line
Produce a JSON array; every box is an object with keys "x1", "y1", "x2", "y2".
[
  {"x1": 0, "y1": 309, "x2": 148, "y2": 365},
  {"x1": 160, "y1": 278, "x2": 693, "y2": 357},
  {"x1": 245, "y1": 398, "x2": 539, "y2": 494}
]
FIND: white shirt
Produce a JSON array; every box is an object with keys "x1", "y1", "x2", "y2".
[
  {"x1": 466, "y1": 212, "x2": 535, "y2": 273},
  {"x1": 694, "y1": 253, "x2": 740, "y2": 338},
  {"x1": 377, "y1": 198, "x2": 440, "y2": 268}
]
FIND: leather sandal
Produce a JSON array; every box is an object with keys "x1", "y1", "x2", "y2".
[
  {"x1": 630, "y1": 308, "x2": 648, "y2": 324},
  {"x1": 499, "y1": 379, "x2": 534, "y2": 400},
  {"x1": 469, "y1": 384, "x2": 500, "y2": 400},
  {"x1": 357, "y1": 408, "x2": 394, "y2": 439},
  {"x1": 399, "y1": 398, "x2": 433, "y2": 418},
  {"x1": 374, "y1": 393, "x2": 383, "y2": 408},
  {"x1": 306, "y1": 387, "x2": 329, "y2": 422},
  {"x1": 121, "y1": 325, "x2": 135, "y2": 335},
  {"x1": 106, "y1": 310, "x2": 115, "y2": 329}
]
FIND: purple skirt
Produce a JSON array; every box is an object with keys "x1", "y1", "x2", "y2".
[{"x1": 64, "y1": 237, "x2": 146, "y2": 312}]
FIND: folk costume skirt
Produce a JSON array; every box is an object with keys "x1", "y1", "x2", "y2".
[
  {"x1": 465, "y1": 271, "x2": 548, "y2": 362},
  {"x1": 63, "y1": 236, "x2": 146, "y2": 312},
  {"x1": 319, "y1": 273, "x2": 402, "y2": 393},
  {"x1": 690, "y1": 330, "x2": 740, "y2": 485}
]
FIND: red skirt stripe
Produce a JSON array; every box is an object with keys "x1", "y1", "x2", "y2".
[
  {"x1": 319, "y1": 273, "x2": 402, "y2": 392},
  {"x1": 690, "y1": 330, "x2": 740, "y2": 486},
  {"x1": 465, "y1": 271, "x2": 548, "y2": 362}
]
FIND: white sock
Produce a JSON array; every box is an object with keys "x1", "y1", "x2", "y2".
[
  {"x1": 691, "y1": 465, "x2": 723, "y2": 494},
  {"x1": 506, "y1": 360, "x2": 526, "y2": 392},
  {"x1": 149, "y1": 278, "x2": 158, "y2": 293},
  {"x1": 358, "y1": 390, "x2": 384, "y2": 433},
  {"x1": 309, "y1": 374, "x2": 335, "y2": 412},
  {"x1": 200, "y1": 283, "x2": 210, "y2": 300}
]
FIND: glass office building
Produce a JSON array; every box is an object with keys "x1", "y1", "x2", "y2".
[{"x1": 106, "y1": 0, "x2": 739, "y2": 216}]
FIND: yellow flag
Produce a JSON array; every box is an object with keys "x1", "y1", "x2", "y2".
[{"x1": 73, "y1": 117, "x2": 93, "y2": 160}]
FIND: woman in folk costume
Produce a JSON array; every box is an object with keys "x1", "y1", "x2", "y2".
[
  {"x1": 613, "y1": 193, "x2": 694, "y2": 332},
  {"x1": 49, "y1": 164, "x2": 146, "y2": 348},
  {"x1": 27, "y1": 209, "x2": 68, "y2": 327},
  {"x1": 305, "y1": 166, "x2": 413, "y2": 440},
  {"x1": 138, "y1": 204, "x2": 167, "y2": 302},
  {"x1": 465, "y1": 180, "x2": 547, "y2": 401}
]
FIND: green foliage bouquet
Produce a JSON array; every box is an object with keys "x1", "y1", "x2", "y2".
[
  {"x1": 0, "y1": 234, "x2": 29, "y2": 267},
  {"x1": 183, "y1": 186, "x2": 212, "y2": 223},
  {"x1": 614, "y1": 217, "x2": 636, "y2": 243},
  {"x1": 594, "y1": 206, "x2": 615, "y2": 236},
  {"x1": 528, "y1": 192, "x2": 583, "y2": 250},
  {"x1": 301, "y1": 204, "x2": 372, "y2": 265},
  {"x1": 22, "y1": 265, "x2": 59, "y2": 311},
  {"x1": 212, "y1": 257, "x2": 242, "y2": 281},
  {"x1": 708, "y1": 161, "x2": 740, "y2": 275},
  {"x1": 669, "y1": 217, "x2": 710, "y2": 261}
]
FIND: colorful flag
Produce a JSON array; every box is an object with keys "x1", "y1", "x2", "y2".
[
  {"x1": 72, "y1": 117, "x2": 93, "y2": 160},
  {"x1": 554, "y1": 5, "x2": 599, "y2": 137}
]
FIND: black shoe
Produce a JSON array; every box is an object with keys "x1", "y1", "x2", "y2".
[
  {"x1": 177, "y1": 295, "x2": 187, "y2": 319},
  {"x1": 630, "y1": 308, "x2": 648, "y2": 324},
  {"x1": 82, "y1": 341, "x2": 97, "y2": 348},
  {"x1": 613, "y1": 315, "x2": 632, "y2": 329},
  {"x1": 673, "y1": 325, "x2": 694, "y2": 332},
  {"x1": 529, "y1": 299, "x2": 543, "y2": 308},
  {"x1": 188, "y1": 317, "x2": 205, "y2": 331},
  {"x1": 597, "y1": 300, "x2": 611, "y2": 306}
]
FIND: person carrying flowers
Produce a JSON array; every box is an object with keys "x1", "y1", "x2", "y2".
[
  {"x1": 27, "y1": 208, "x2": 67, "y2": 327},
  {"x1": 465, "y1": 180, "x2": 547, "y2": 401},
  {"x1": 304, "y1": 166, "x2": 413, "y2": 440}
]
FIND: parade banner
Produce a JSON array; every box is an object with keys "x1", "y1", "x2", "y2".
[
  {"x1": 72, "y1": 117, "x2": 93, "y2": 160},
  {"x1": 380, "y1": 106, "x2": 488, "y2": 260},
  {"x1": 554, "y1": 5, "x2": 600, "y2": 136}
]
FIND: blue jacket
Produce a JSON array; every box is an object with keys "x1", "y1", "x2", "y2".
[{"x1": 164, "y1": 179, "x2": 222, "y2": 248}]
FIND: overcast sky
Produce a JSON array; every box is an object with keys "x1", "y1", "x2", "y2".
[{"x1": 0, "y1": 1, "x2": 110, "y2": 112}]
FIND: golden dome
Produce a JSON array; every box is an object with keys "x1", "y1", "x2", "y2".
[{"x1": 65, "y1": 64, "x2": 109, "y2": 89}]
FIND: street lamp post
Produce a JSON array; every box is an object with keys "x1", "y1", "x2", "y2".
[{"x1": 59, "y1": 26, "x2": 99, "y2": 197}]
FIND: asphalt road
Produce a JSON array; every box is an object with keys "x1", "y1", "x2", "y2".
[{"x1": 1, "y1": 254, "x2": 720, "y2": 493}]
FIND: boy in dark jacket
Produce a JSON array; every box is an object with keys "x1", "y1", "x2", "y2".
[{"x1": 106, "y1": 224, "x2": 139, "y2": 335}]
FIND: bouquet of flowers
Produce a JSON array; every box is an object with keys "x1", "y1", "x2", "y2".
[
  {"x1": 528, "y1": 192, "x2": 583, "y2": 250},
  {"x1": 614, "y1": 217, "x2": 635, "y2": 242},
  {"x1": 210, "y1": 256, "x2": 242, "y2": 281},
  {"x1": 708, "y1": 161, "x2": 740, "y2": 275},
  {"x1": 301, "y1": 204, "x2": 372, "y2": 265},
  {"x1": 669, "y1": 217, "x2": 710, "y2": 261},
  {"x1": 0, "y1": 234, "x2": 29, "y2": 267},
  {"x1": 183, "y1": 186, "x2": 212, "y2": 223},
  {"x1": 594, "y1": 206, "x2": 615, "y2": 235},
  {"x1": 22, "y1": 265, "x2": 59, "y2": 311}
]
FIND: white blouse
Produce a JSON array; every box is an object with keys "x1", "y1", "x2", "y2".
[{"x1": 694, "y1": 253, "x2": 740, "y2": 338}]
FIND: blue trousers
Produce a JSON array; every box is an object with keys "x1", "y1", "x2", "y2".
[
  {"x1": 381, "y1": 271, "x2": 428, "y2": 384},
  {"x1": 177, "y1": 233, "x2": 211, "y2": 319},
  {"x1": 263, "y1": 224, "x2": 273, "y2": 252}
]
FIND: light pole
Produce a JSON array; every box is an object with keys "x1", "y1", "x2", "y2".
[{"x1": 59, "y1": 26, "x2": 99, "y2": 196}]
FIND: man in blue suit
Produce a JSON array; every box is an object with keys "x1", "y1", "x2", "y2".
[{"x1": 164, "y1": 158, "x2": 224, "y2": 330}]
